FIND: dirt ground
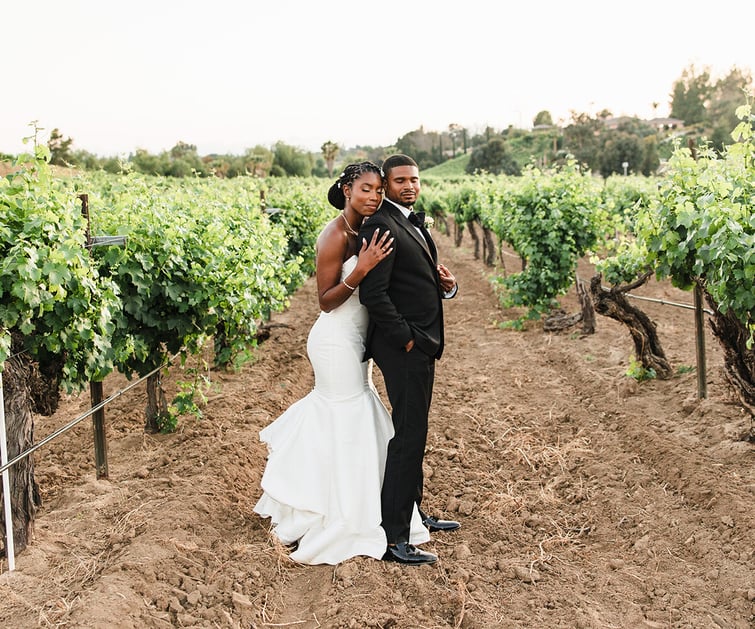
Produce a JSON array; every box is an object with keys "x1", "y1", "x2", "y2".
[{"x1": 1, "y1": 228, "x2": 753, "y2": 629}]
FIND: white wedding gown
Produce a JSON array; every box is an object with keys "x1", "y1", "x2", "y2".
[{"x1": 254, "y1": 256, "x2": 430, "y2": 564}]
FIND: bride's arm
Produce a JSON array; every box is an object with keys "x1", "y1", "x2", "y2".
[
  {"x1": 317, "y1": 224, "x2": 393, "y2": 313},
  {"x1": 315, "y1": 222, "x2": 354, "y2": 313}
]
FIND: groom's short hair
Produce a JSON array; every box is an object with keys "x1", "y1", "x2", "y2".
[{"x1": 381, "y1": 154, "x2": 418, "y2": 175}]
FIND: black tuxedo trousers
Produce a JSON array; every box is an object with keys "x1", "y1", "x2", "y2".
[
  {"x1": 370, "y1": 334, "x2": 435, "y2": 542},
  {"x1": 358, "y1": 201, "x2": 445, "y2": 543}
]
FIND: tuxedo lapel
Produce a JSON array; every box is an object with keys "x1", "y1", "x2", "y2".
[
  {"x1": 419, "y1": 223, "x2": 437, "y2": 261},
  {"x1": 388, "y1": 204, "x2": 435, "y2": 262}
]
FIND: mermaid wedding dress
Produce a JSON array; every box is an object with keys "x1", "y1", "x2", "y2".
[{"x1": 254, "y1": 256, "x2": 430, "y2": 564}]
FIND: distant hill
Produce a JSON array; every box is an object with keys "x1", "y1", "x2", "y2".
[{"x1": 423, "y1": 153, "x2": 470, "y2": 178}]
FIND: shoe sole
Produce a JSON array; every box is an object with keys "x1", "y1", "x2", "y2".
[{"x1": 383, "y1": 553, "x2": 437, "y2": 565}]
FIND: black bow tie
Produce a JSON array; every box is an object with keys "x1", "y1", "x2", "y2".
[{"x1": 408, "y1": 211, "x2": 425, "y2": 228}]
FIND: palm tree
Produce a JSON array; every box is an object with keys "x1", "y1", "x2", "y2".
[{"x1": 321, "y1": 141, "x2": 340, "y2": 178}]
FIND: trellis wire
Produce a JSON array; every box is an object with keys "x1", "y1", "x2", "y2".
[
  {"x1": 1, "y1": 353, "x2": 177, "y2": 573},
  {"x1": 2, "y1": 193, "x2": 134, "y2": 573},
  {"x1": 622, "y1": 291, "x2": 714, "y2": 315},
  {"x1": 0, "y1": 356, "x2": 176, "y2": 476},
  {"x1": 598, "y1": 282, "x2": 712, "y2": 399}
]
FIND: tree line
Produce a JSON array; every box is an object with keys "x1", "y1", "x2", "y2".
[{"x1": 16, "y1": 64, "x2": 753, "y2": 180}]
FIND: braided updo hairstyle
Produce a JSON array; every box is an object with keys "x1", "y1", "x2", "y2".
[{"x1": 327, "y1": 161, "x2": 384, "y2": 210}]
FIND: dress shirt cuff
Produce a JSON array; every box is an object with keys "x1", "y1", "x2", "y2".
[{"x1": 443, "y1": 283, "x2": 458, "y2": 299}]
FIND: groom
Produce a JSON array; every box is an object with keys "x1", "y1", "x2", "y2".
[{"x1": 358, "y1": 154, "x2": 459, "y2": 565}]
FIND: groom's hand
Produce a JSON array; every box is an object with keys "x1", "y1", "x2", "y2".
[{"x1": 437, "y1": 263, "x2": 456, "y2": 292}]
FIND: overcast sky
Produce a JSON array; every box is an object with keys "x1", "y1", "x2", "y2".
[{"x1": 2, "y1": 0, "x2": 753, "y2": 157}]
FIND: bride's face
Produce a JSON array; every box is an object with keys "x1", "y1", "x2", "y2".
[{"x1": 347, "y1": 172, "x2": 384, "y2": 218}]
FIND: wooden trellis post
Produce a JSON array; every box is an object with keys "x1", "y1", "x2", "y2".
[
  {"x1": 79, "y1": 194, "x2": 126, "y2": 480},
  {"x1": 694, "y1": 284, "x2": 707, "y2": 399}
]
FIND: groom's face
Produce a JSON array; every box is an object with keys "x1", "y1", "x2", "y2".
[{"x1": 385, "y1": 165, "x2": 420, "y2": 208}]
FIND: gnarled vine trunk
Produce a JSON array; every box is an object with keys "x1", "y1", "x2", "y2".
[
  {"x1": 453, "y1": 221, "x2": 463, "y2": 247},
  {"x1": 482, "y1": 226, "x2": 496, "y2": 267},
  {"x1": 145, "y1": 372, "x2": 169, "y2": 433},
  {"x1": 435, "y1": 213, "x2": 450, "y2": 236},
  {"x1": 589, "y1": 273, "x2": 673, "y2": 379},
  {"x1": 542, "y1": 277, "x2": 597, "y2": 335},
  {"x1": 1, "y1": 349, "x2": 42, "y2": 555},
  {"x1": 577, "y1": 277, "x2": 596, "y2": 335},
  {"x1": 704, "y1": 289, "x2": 755, "y2": 430},
  {"x1": 466, "y1": 220, "x2": 480, "y2": 260}
]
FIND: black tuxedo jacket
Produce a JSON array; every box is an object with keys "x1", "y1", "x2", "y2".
[{"x1": 358, "y1": 200, "x2": 445, "y2": 360}]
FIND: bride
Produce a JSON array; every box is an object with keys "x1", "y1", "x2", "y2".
[{"x1": 254, "y1": 162, "x2": 430, "y2": 564}]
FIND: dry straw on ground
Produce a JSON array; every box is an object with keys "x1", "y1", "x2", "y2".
[{"x1": 1, "y1": 229, "x2": 753, "y2": 628}]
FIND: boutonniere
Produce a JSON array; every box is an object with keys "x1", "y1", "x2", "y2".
[{"x1": 424, "y1": 216, "x2": 434, "y2": 229}]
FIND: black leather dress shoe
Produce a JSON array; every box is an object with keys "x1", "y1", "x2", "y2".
[
  {"x1": 383, "y1": 542, "x2": 437, "y2": 565},
  {"x1": 422, "y1": 515, "x2": 461, "y2": 532}
]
